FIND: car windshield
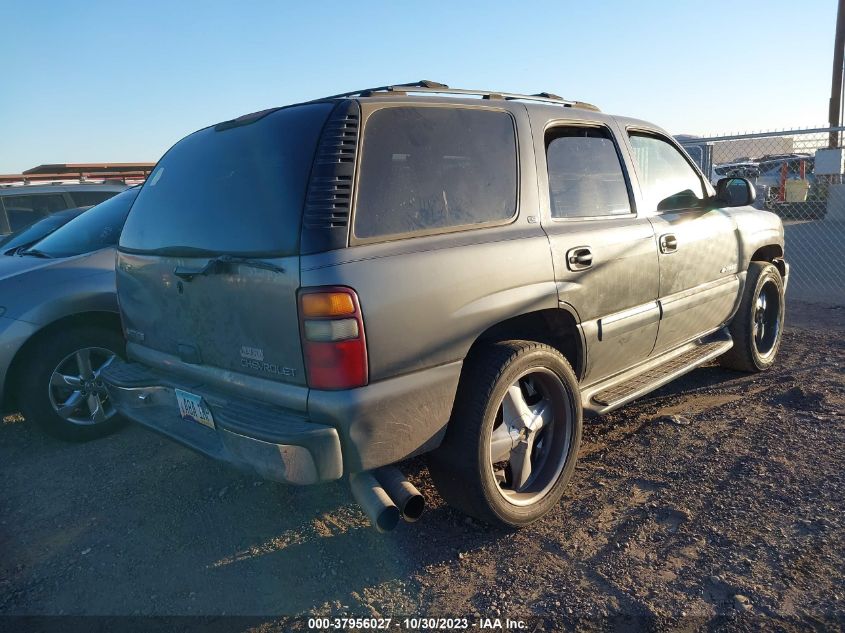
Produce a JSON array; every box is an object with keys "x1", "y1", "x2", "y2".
[
  {"x1": 27, "y1": 187, "x2": 140, "y2": 258},
  {"x1": 0, "y1": 209, "x2": 83, "y2": 252}
]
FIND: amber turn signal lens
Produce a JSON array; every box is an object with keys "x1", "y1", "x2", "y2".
[{"x1": 300, "y1": 292, "x2": 355, "y2": 317}]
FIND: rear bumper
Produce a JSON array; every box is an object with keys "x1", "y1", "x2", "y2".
[
  {"x1": 102, "y1": 359, "x2": 343, "y2": 485},
  {"x1": 110, "y1": 339, "x2": 465, "y2": 477}
]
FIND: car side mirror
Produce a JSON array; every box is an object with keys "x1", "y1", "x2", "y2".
[{"x1": 715, "y1": 177, "x2": 756, "y2": 207}]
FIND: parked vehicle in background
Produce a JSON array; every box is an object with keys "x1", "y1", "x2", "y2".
[
  {"x1": 0, "y1": 186, "x2": 140, "y2": 440},
  {"x1": 712, "y1": 161, "x2": 760, "y2": 183},
  {"x1": 102, "y1": 81, "x2": 789, "y2": 530},
  {"x1": 707, "y1": 154, "x2": 818, "y2": 213},
  {"x1": 0, "y1": 207, "x2": 88, "y2": 255},
  {"x1": 754, "y1": 155, "x2": 817, "y2": 216},
  {"x1": 0, "y1": 182, "x2": 127, "y2": 235},
  {"x1": 754, "y1": 154, "x2": 815, "y2": 189}
]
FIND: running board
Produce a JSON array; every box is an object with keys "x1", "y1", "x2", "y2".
[{"x1": 582, "y1": 332, "x2": 733, "y2": 415}]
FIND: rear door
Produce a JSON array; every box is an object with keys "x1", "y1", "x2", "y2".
[
  {"x1": 537, "y1": 121, "x2": 660, "y2": 385},
  {"x1": 624, "y1": 129, "x2": 741, "y2": 355},
  {"x1": 117, "y1": 103, "x2": 335, "y2": 387}
]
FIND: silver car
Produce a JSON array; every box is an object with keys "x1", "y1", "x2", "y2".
[{"x1": 0, "y1": 186, "x2": 139, "y2": 440}]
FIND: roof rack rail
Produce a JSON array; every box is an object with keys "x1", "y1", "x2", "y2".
[{"x1": 321, "y1": 80, "x2": 600, "y2": 112}]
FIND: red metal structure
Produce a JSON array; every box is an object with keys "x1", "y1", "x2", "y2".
[{"x1": 0, "y1": 163, "x2": 155, "y2": 185}]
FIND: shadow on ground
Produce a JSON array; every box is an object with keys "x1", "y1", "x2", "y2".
[{"x1": 1, "y1": 302, "x2": 843, "y2": 622}]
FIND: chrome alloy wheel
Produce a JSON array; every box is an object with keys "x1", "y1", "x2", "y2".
[
  {"x1": 48, "y1": 347, "x2": 117, "y2": 426},
  {"x1": 488, "y1": 368, "x2": 575, "y2": 506},
  {"x1": 754, "y1": 279, "x2": 781, "y2": 358}
]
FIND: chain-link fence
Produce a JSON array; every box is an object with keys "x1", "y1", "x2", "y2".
[{"x1": 679, "y1": 127, "x2": 845, "y2": 305}]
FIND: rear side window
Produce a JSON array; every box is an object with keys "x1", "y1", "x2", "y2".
[
  {"x1": 7, "y1": 208, "x2": 48, "y2": 231},
  {"x1": 2, "y1": 193, "x2": 67, "y2": 232},
  {"x1": 2, "y1": 193, "x2": 67, "y2": 216},
  {"x1": 354, "y1": 107, "x2": 517, "y2": 239},
  {"x1": 120, "y1": 103, "x2": 334, "y2": 256},
  {"x1": 546, "y1": 127, "x2": 632, "y2": 218},
  {"x1": 69, "y1": 190, "x2": 119, "y2": 207}
]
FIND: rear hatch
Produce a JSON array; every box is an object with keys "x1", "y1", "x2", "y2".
[{"x1": 117, "y1": 102, "x2": 335, "y2": 387}]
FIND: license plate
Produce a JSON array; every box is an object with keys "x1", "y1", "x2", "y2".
[{"x1": 175, "y1": 389, "x2": 215, "y2": 429}]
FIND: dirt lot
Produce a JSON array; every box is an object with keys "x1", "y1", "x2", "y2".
[{"x1": 1, "y1": 301, "x2": 843, "y2": 630}]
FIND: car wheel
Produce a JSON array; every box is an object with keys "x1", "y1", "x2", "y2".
[
  {"x1": 428, "y1": 340, "x2": 582, "y2": 528},
  {"x1": 720, "y1": 262, "x2": 785, "y2": 373},
  {"x1": 18, "y1": 326, "x2": 127, "y2": 441}
]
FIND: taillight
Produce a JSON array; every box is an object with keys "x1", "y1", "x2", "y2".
[{"x1": 298, "y1": 286, "x2": 368, "y2": 390}]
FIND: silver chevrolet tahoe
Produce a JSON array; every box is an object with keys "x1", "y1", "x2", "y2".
[{"x1": 103, "y1": 81, "x2": 789, "y2": 530}]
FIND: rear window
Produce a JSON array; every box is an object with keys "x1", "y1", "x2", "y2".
[
  {"x1": 120, "y1": 103, "x2": 334, "y2": 256},
  {"x1": 70, "y1": 190, "x2": 119, "y2": 207},
  {"x1": 353, "y1": 107, "x2": 517, "y2": 240}
]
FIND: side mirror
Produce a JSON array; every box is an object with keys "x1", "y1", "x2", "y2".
[{"x1": 715, "y1": 177, "x2": 756, "y2": 207}]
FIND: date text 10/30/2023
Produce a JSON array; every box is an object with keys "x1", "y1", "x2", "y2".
[{"x1": 307, "y1": 617, "x2": 529, "y2": 630}]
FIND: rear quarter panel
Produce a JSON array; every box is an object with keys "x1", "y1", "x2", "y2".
[
  {"x1": 300, "y1": 101, "x2": 557, "y2": 382},
  {"x1": 300, "y1": 226, "x2": 557, "y2": 382}
]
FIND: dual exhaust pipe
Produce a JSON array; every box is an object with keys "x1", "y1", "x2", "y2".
[{"x1": 349, "y1": 466, "x2": 425, "y2": 532}]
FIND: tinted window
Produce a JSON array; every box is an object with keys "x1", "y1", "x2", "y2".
[
  {"x1": 70, "y1": 190, "x2": 119, "y2": 207},
  {"x1": 629, "y1": 133, "x2": 705, "y2": 211},
  {"x1": 7, "y1": 208, "x2": 48, "y2": 231},
  {"x1": 120, "y1": 103, "x2": 334, "y2": 256},
  {"x1": 354, "y1": 107, "x2": 517, "y2": 239},
  {"x1": 3, "y1": 193, "x2": 67, "y2": 231},
  {"x1": 32, "y1": 187, "x2": 139, "y2": 258},
  {"x1": 0, "y1": 210, "x2": 81, "y2": 252},
  {"x1": 546, "y1": 127, "x2": 631, "y2": 218}
]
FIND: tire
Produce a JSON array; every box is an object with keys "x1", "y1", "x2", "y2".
[
  {"x1": 18, "y1": 325, "x2": 127, "y2": 441},
  {"x1": 720, "y1": 262, "x2": 785, "y2": 373},
  {"x1": 428, "y1": 340, "x2": 582, "y2": 528}
]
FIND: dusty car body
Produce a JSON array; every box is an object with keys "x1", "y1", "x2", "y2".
[{"x1": 103, "y1": 81, "x2": 788, "y2": 529}]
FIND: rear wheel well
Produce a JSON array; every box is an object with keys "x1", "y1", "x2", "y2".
[
  {"x1": 466, "y1": 308, "x2": 584, "y2": 380},
  {"x1": 3, "y1": 312, "x2": 122, "y2": 411}
]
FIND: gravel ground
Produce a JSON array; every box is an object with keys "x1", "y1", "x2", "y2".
[{"x1": 1, "y1": 301, "x2": 842, "y2": 631}]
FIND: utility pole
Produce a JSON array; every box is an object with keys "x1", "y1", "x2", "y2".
[{"x1": 829, "y1": 0, "x2": 845, "y2": 147}]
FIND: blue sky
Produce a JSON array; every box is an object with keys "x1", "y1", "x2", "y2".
[{"x1": 0, "y1": 0, "x2": 838, "y2": 173}]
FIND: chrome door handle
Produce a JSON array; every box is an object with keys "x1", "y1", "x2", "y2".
[
  {"x1": 659, "y1": 234, "x2": 678, "y2": 254},
  {"x1": 566, "y1": 246, "x2": 593, "y2": 271}
]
